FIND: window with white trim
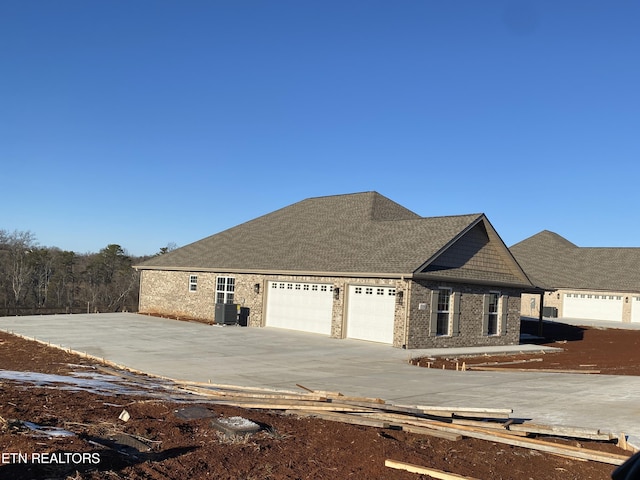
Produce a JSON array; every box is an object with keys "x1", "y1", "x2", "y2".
[
  {"x1": 429, "y1": 288, "x2": 461, "y2": 337},
  {"x1": 436, "y1": 288, "x2": 452, "y2": 336},
  {"x1": 216, "y1": 276, "x2": 235, "y2": 304},
  {"x1": 483, "y1": 292, "x2": 509, "y2": 336},
  {"x1": 189, "y1": 275, "x2": 198, "y2": 292},
  {"x1": 484, "y1": 292, "x2": 500, "y2": 336}
]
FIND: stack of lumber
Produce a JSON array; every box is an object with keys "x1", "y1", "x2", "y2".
[{"x1": 170, "y1": 379, "x2": 630, "y2": 466}]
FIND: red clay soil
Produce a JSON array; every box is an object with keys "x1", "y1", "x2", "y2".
[
  {"x1": 0, "y1": 328, "x2": 631, "y2": 480},
  {"x1": 412, "y1": 320, "x2": 640, "y2": 375}
]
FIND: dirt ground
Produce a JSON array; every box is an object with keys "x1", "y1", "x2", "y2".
[
  {"x1": 0, "y1": 322, "x2": 633, "y2": 480},
  {"x1": 413, "y1": 319, "x2": 640, "y2": 375}
]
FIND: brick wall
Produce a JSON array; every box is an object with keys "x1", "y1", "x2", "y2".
[
  {"x1": 139, "y1": 270, "x2": 522, "y2": 349},
  {"x1": 138, "y1": 270, "x2": 407, "y2": 341},
  {"x1": 138, "y1": 270, "x2": 265, "y2": 324},
  {"x1": 406, "y1": 279, "x2": 522, "y2": 349}
]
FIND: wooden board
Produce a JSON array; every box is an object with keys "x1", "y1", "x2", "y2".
[
  {"x1": 467, "y1": 366, "x2": 600, "y2": 374},
  {"x1": 508, "y1": 422, "x2": 615, "y2": 441},
  {"x1": 291, "y1": 410, "x2": 389, "y2": 428},
  {"x1": 385, "y1": 459, "x2": 480, "y2": 479},
  {"x1": 406, "y1": 419, "x2": 629, "y2": 465},
  {"x1": 412, "y1": 405, "x2": 513, "y2": 419},
  {"x1": 401, "y1": 424, "x2": 462, "y2": 441}
]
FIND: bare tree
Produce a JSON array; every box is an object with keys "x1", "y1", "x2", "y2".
[
  {"x1": 50, "y1": 250, "x2": 77, "y2": 310},
  {"x1": 0, "y1": 230, "x2": 38, "y2": 312},
  {"x1": 157, "y1": 242, "x2": 178, "y2": 255},
  {"x1": 0, "y1": 231, "x2": 144, "y2": 315},
  {"x1": 82, "y1": 244, "x2": 138, "y2": 312},
  {"x1": 28, "y1": 247, "x2": 56, "y2": 307}
]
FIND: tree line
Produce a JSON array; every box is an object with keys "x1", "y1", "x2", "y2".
[{"x1": 0, "y1": 229, "x2": 159, "y2": 316}]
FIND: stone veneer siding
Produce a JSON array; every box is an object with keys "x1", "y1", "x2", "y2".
[
  {"x1": 405, "y1": 280, "x2": 522, "y2": 349},
  {"x1": 139, "y1": 270, "x2": 522, "y2": 349},
  {"x1": 138, "y1": 270, "x2": 407, "y2": 344}
]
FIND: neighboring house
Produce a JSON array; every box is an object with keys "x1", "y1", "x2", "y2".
[
  {"x1": 134, "y1": 192, "x2": 535, "y2": 349},
  {"x1": 511, "y1": 230, "x2": 640, "y2": 323}
]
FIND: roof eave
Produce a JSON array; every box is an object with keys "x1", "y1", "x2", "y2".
[
  {"x1": 411, "y1": 272, "x2": 544, "y2": 291},
  {"x1": 134, "y1": 265, "x2": 409, "y2": 279}
]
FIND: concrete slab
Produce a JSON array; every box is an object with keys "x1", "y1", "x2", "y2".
[{"x1": 2, "y1": 313, "x2": 640, "y2": 437}]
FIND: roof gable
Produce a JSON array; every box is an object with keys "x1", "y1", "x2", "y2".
[{"x1": 417, "y1": 218, "x2": 534, "y2": 286}]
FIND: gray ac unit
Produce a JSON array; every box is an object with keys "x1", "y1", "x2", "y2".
[{"x1": 215, "y1": 303, "x2": 238, "y2": 325}]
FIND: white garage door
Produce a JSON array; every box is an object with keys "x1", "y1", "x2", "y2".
[
  {"x1": 265, "y1": 281, "x2": 333, "y2": 335},
  {"x1": 632, "y1": 297, "x2": 640, "y2": 323},
  {"x1": 347, "y1": 285, "x2": 396, "y2": 344},
  {"x1": 563, "y1": 293, "x2": 623, "y2": 322}
]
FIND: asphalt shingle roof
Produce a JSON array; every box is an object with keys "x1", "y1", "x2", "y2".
[
  {"x1": 136, "y1": 192, "x2": 485, "y2": 275},
  {"x1": 510, "y1": 230, "x2": 640, "y2": 293}
]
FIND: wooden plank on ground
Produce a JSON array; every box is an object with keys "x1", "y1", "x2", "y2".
[
  {"x1": 466, "y1": 366, "x2": 600, "y2": 374},
  {"x1": 295, "y1": 384, "x2": 386, "y2": 403},
  {"x1": 291, "y1": 410, "x2": 389, "y2": 428},
  {"x1": 410, "y1": 420, "x2": 629, "y2": 465},
  {"x1": 385, "y1": 459, "x2": 480, "y2": 479},
  {"x1": 451, "y1": 419, "x2": 528, "y2": 436},
  {"x1": 177, "y1": 385, "x2": 328, "y2": 402},
  {"x1": 508, "y1": 422, "x2": 615, "y2": 441},
  {"x1": 326, "y1": 394, "x2": 386, "y2": 404},
  {"x1": 412, "y1": 405, "x2": 513, "y2": 419},
  {"x1": 465, "y1": 358, "x2": 543, "y2": 367},
  {"x1": 213, "y1": 401, "x2": 376, "y2": 412},
  {"x1": 401, "y1": 424, "x2": 462, "y2": 441},
  {"x1": 172, "y1": 379, "x2": 302, "y2": 395},
  {"x1": 338, "y1": 400, "x2": 424, "y2": 416}
]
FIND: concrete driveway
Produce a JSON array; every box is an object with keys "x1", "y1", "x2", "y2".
[{"x1": 2, "y1": 313, "x2": 640, "y2": 438}]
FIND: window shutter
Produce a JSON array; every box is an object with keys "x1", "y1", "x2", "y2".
[
  {"x1": 452, "y1": 291, "x2": 461, "y2": 336},
  {"x1": 429, "y1": 290, "x2": 439, "y2": 337},
  {"x1": 482, "y1": 294, "x2": 490, "y2": 336},
  {"x1": 501, "y1": 295, "x2": 509, "y2": 334}
]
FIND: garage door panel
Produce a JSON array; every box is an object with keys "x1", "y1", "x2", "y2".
[
  {"x1": 563, "y1": 294, "x2": 623, "y2": 322},
  {"x1": 265, "y1": 282, "x2": 333, "y2": 335},
  {"x1": 632, "y1": 297, "x2": 640, "y2": 323},
  {"x1": 347, "y1": 285, "x2": 395, "y2": 344}
]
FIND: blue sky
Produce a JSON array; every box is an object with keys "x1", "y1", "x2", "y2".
[{"x1": 1, "y1": 1, "x2": 638, "y2": 256}]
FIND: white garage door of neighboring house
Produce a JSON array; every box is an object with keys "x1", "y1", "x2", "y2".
[
  {"x1": 265, "y1": 281, "x2": 333, "y2": 335},
  {"x1": 631, "y1": 297, "x2": 640, "y2": 323},
  {"x1": 346, "y1": 285, "x2": 396, "y2": 344},
  {"x1": 563, "y1": 293, "x2": 623, "y2": 322}
]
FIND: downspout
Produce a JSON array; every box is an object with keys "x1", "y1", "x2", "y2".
[
  {"x1": 137, "y1": 268, "x2": 143, "y2": 313},
  {"x1": 403, "y1": 277, "x2": 410, "y2": 348},
  {"x1": 538, "y1": 291, "x2": 544, "y2": 337}
]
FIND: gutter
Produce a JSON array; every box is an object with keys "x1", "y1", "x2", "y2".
[
  {"x1": 411, "y1": 272, "x2": 541, "y2": 291},
  {"x1": 133, "y1": 265, "x2": 411, "y2": 280}
]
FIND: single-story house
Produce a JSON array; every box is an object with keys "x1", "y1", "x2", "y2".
[
  {"x1": 510, "y1": 230, "x2": 640, "y2": 323},
  {"x1": 134, "y1": 192, "x2": 536, "y2": 348}
]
